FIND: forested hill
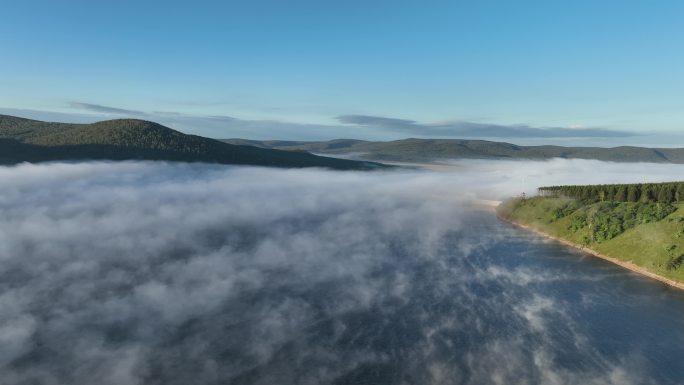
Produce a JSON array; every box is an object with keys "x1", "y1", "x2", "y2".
[
  {"x1": 539, "y1": 182, "x2": 684, "y2": 204},
  {"x1": 0, "y1": 115, "x2": 383, "y2": 170},
  {"x1": 221, "y1": 138, "x2": 684, "y2": 164}
]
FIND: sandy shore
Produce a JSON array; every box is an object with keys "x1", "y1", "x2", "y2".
[{"x1": 497, "y1": 214, "x2": 684, "y2": 291}]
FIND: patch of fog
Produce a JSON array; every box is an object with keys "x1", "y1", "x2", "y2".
[
  {"x1": 430, "y1": 158, "x2": 684, "y2": 197},
  {"x1": 0, "y1": 160, "x2": 680, "y2": 384},
  {"x1": 311, "y1": 151, "x2": 370, "y2": 160}
]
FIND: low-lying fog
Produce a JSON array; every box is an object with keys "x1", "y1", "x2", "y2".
[{"x1": 2, "y1": 159, "x2": 684, "y2": 384}]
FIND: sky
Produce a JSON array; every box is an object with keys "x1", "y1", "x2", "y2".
[{"x1": 1, "y1": 0, "x2": 683, "y2": 144}]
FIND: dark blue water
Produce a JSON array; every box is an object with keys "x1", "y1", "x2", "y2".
[
  {"x1": 200, "y1": 214, "x2": 684, "y2": 384},
  {"x1": 145, "y1": 213, "x2": 684, "y2": 385}
]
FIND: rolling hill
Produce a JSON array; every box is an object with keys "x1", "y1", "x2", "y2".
[
  {"x1": 0, "y1": 115, "x2": 383, "y2": 170},
  {"x1": 221, "y1": 138, "x2": 684, "y2": 163}
]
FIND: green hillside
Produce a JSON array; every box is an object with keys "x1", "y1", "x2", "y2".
[
  {"x1": 0, "y1": 115, "x2": 383, "y2": 170},
  {"x1": 221, "y1": 137, "x2": 684, "y2": 163},
  {"x1": 498, "y1": 196, "x2": 684, "y2": 284}
]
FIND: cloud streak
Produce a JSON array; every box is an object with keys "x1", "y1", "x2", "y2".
[
  {"x1": 338, "y1": 114, "x2": 636, "y2": 138},
  {"x1": 1, "y1": 160, "x2": 683, "y2": 383},
  {"x1": 2, "y1": 105, "x2": 644, "y2": 142},
  {"x1": 69, "y1": 102, "x2": 146, "y2": 116},
  {"x1": 59, "y1": 104, "x2": 344, "y2": 140}
]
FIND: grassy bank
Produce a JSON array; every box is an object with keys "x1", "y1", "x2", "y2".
[{"x1": 497, "y1": 196, "x2": 684, "y2": 285}]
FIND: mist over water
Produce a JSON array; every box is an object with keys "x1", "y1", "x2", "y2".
[{"x1": 2, "y1": 160, "x2": 684, "y2": 384}]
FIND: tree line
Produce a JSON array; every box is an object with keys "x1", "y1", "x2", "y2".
[{"x1": 538, "y1": 182, "x2": 684, "y2": 203}]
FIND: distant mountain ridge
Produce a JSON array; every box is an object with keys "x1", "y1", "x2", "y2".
[
  {"x1": 221, "y1": 138, "x2": 684, "y2": 163},
  {"x1": 0, "y1": 115, "x2": 382, "y2": 170},
  {"x1": 5, "y1": 113, "x2": 680, "y2": 167}
]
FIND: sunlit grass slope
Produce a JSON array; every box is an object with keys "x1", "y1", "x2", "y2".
[{"x1": 498, "y1": 197, "x2": 684, "y2": 283}]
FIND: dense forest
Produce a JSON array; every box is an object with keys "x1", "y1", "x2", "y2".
[{"x1": 538, "y1": 182, "x2": 684, "y2": 204}]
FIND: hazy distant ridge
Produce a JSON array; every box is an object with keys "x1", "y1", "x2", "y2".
[{"x1": 221, "y1": 138, "x2": 684, "y2": 163}]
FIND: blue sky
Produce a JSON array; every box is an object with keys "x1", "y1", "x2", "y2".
[{"x1": 1, "y1": 0, "x2": 683, "y2": 144}]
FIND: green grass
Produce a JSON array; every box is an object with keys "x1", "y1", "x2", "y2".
[{"x1": 498, "y1": 197, "x2": 684, "y2": 283}]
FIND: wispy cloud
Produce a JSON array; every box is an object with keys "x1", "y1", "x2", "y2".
[
  {"x1": 0, "y1": 105, "x2": 655, "y2": 143},
  {"x1": 62, "y1": 103, "x2": 343, "y2": 139},
  {"x1": 66, "y1": 103, "x2": 637, "y2": 139},
  {"x1": 338, "y1": 114, "x2": 636, "y2": 138},
  {"x1": 338, "y1": 115, "x2": 416, "y2": 127},
  {"x1": 69, "y1": 102, "x2": 146, "y2": 116}
]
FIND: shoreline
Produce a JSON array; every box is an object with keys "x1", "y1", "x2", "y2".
[{"x1": 497, "y1": 213, "x2": 684, "y2": 291}]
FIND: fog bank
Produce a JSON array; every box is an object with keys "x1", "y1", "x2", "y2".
[{"x1": 1, "y1": 160, "x2": 682, "y2": 384}]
